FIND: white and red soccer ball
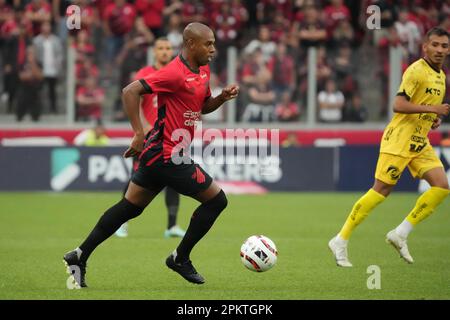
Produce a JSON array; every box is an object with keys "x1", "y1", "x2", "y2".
[{"x1": 240, "y1": 235, "x2": 278, "y2": 272}]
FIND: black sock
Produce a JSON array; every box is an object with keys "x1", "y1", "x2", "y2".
[
  {"x1": 79, "y1": 198, "x2": 144, "y2": 263},
  {"x1": 175, "y1": 190, "x2": 227, "y2": 263},
  {"x1": 165, "y1": 187, "x2": 180, "y2": 229}
]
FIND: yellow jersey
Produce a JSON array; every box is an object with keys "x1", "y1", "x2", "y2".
[{"x1": 380, "y1": 58, "x2": 446, "y2": 157}]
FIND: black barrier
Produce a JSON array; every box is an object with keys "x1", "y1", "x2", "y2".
[{"x1": 1, "y1": 146, "x2": 446, "y2": 192}]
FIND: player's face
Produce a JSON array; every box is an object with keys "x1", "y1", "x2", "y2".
[
  {"x1": 424, "y1": 35, "x2": 449, "y2": 66},
  {"x1": 195, "y1": 31, "x2": 216, "y2": 66},
  {"x1": 153, "y1": 40, "x2": 173, "y2": 65}
]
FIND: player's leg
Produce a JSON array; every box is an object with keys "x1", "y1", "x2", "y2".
[
  {"x1": 115, "y1": 158, "x2": 138, "y2": 238},
  {"x1": 337, "y1": 179, "x2": 392, "y2": 241},
  {"x1": 114, "y1": 180, "x2": 131, "y2": 238},
  {"x1": 172, "y1": 181, "x2": 226, "y2": 263},
  {"x1": 164, "y1": 162, "x2": 227, "y2": 284},
  {"x1": 164, "y1": 187, "x2": 185, "y2": 238},
  {"x1": 329, "y1": 153, "x2": 405, "y2": 267},
  {"x1": 387, "y1": 157, "x2": 449, "y2": 263},
  {"x1": 64, "y1": 181, "x2": 162, "y2": 288}
]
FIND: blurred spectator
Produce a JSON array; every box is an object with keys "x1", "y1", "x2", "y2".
[
  {"x1": 281, "y1": 132, "x2": 300, "y2": 147},
  {"x1": 33, "y1": 21, "x2": 63, "y2": 114},
  {"x1": 297, "y1": 46, "x2": 332, "y2": 101},
  {"x1": 103, "y1": 0, "x2": 136, "y2": 77},
  {"x1": 210, "y1": 1, "x2": 244, "y2": 74},
  {"x1": 439, "y1": 15, "x2": 450, "y2": 34},
  {"x1": 52, "y1": 0, "x2": 72, "y2": 41},
  {"x1": 413, "y1": 4, "x2": 439, "y2": 36},
  {"x1": 135, "y1": 0, "x2": 165, "y2": 38},
  {"x1": 240, "y1": 48, "x2": 269, "y2": 88},
  {"x1": 166, "y1": 13, "x2": 183, "y2": 55},
  {"x1": 331, "y1": 19, "x2": 355, "y2": 49},
  {"x1": 267, "y1": 42, "x2": 296, "y2": 100},
  {"x1": 242, "y1": 68, "x2": 275, "y2": 122},
  {"x1": 202, "y1": 72, "x2": 224, "y2": 123},
  {"x1": 182, "y1": 0, "x2": 207, "y2": 25},
  {"x1": 116, "y1": 16, "x2": 153, "y2": 93},
  {"x1": 395, "y1": 8, "x2": 421, "y2": 61},
  {"x1": 0, "y1": 0, "x2": 12, "y2": 31},
  {"x1": 317, "y1": 78, "x2": 345, "y2": 123},
  {"x1": 73, "y1": 29, "x2": 96, "y2": 62},
  {"x1": 295, "y1": 4, "x2": 327, "y2": 52},
  {"x1": 344, "y1": 93, "x2": 368, "y2": 123},
  {"x1": 75, "y1": 56, "x2": 100, "y2": 88},
  {"x1": 331, "y1": 44, "x2": 356, "y2": 97},
  {"x1": 256, "y1": 0, "x2": 293, "y2": 25},
  {"x1": 275, "y1": 90, "x2": 300, "y2": 122},
  {"x1": 440, "y1": 131, "x2": 450, "y2": 147},
  {"x1": 24, "y1": 0, "x2": 51, "y2": 36},
  {"x1": 2, "y1": 16, "x2": 30, "y2": 114},
  {"x1": 162, "y1": 0, "x2": 183, "y2": 20},
  {"x1": 243, "y1": 25, "x2": 276, "y2": 63},
  {"x1": 323, "y1": 0, "x2": 351, "y2": 36},
  {"x1": 75, "y1": 76, "x2": 105, "y2": 121},
  {"x1": 16, "y1": 45, "x2": 44, "y2": 122},
  {"x1": 73, "y1": 119, "x2": 110, "y2": 146},
  {"x1": 377, "y1": 26, "x2": 407, "y2": 118},
  {"x1": 268, "y1": 9, "x2": 290, "y2": 43}
]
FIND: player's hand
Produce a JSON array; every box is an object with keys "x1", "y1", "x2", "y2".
[
  {"x1": 221, "y1": 84, "x2": 240, "y2": 101},
  {"x1": 433, "y1": 104, "x2": 450, "y2": 116},
  {"x1": 431, "y1": 117, "x2": 442, "y2": 130},
  {"x1": 123, "y1": 133, "x2": 145, "y2": 158}
]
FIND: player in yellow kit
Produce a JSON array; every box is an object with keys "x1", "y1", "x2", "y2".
[{"x1": 329, "y1": 27, "x2": 450, "y2": 267}]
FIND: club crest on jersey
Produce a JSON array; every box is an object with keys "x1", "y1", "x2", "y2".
[{"x1": 387, "y1": 165, "x2": 401, "y2": 180}]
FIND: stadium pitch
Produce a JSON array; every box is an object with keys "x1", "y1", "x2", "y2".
[{"x1": 1, "y1": 192, "x2": 449, "y2": 300}]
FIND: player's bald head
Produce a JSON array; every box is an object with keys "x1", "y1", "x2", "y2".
[
  {"x1": 183, "y1": 23, "x2": 214, "y2": 45},
  {"x1": 181, "y1": 22, "x2": 216, "y2": 67}
]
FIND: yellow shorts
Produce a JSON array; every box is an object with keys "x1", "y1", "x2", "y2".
[{"x1": 375, "y1": 146, "x2": 443, "y2": 185}]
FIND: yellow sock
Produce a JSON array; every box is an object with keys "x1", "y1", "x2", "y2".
[
  {"x1": 339, "y1": 189, "x2": 386, "y2": 240},
  {"x1": 405, "y1": 187, "x2": 450, "y2": 226}
]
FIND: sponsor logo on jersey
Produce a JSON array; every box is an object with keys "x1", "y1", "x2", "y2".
[{"x1": 183, "y1": 110, "x2": 201, "y2": 126}]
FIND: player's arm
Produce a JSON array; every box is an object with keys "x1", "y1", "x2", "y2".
[
  {"x1": 121, "y1": 80, "x2": 148, "y2": 158},
  {"x1": 202, "y1": 84, "x2": 240, "y2": 114},
  {"x1": 393, "y1": 95, "x2": 450, "y2": 116},
  {"x1": 138, "y1": 98, "x2": 152, "y2": 134}
]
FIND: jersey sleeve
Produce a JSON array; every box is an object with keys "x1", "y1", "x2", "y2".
[
  {"x1": 139, "y1": 66, "x2": 181, "y2": 94},
  {"x1": 397, "y1": 66, "x2": 421, "y2": 100}
]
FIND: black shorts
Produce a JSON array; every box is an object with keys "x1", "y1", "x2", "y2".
[{"x1": 131, "y1": 152, "x2": 213, "y2": 197}]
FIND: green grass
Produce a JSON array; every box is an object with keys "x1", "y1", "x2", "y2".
[{"x1": 0, "y1": 192, "x2": 449, "y2": 300}]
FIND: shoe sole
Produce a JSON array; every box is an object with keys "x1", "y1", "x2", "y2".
[
  {"x1": 63, "y1": 260, "x2": 82, "y2": 289},
  {"x1": 328, "y1": 242, "x2": 352, "y2": 267},
  {"x1": 166, "y1": 260, "x2": 205, "y2": 285},
  {"x1": 385, "y1": 237, "x2": 413, "y2": 264}
]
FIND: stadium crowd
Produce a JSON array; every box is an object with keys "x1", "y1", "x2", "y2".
[{"x1": 0, "y1": 0, "x2": 449, "y2": 123}]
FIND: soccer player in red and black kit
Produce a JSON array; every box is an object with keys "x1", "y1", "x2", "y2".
[
  {"x1": 115, "y1": 37, "x2": 186, "y2": 239},
  {"x1": 63, "y1": 23, "x2": 239, "y2": 287}
]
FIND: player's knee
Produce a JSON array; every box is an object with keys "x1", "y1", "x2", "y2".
[
  {"x1": 209, "y1": 190, "x2": 228, "y2": 213},
  {"x1": 372, "y1": 180, "x2": 393, "y2": 197}
]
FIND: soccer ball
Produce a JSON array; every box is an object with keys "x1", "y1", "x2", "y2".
[{"x1": 240, "y1": 235, "x2": 278, "y2": 272}]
